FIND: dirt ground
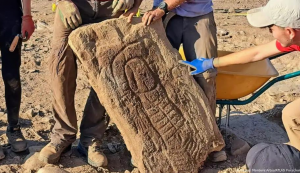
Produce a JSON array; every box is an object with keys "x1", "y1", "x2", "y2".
[{"x1": 0, "y1": 0, "x2": 299, "y2": 172}]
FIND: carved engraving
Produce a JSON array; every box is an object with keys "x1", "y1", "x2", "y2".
[{"x1": 69, "y1": 18, "x2": 224, "y2": 173}]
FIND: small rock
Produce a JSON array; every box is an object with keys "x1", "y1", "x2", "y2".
[
  {"x1": 37, "y1": 167, "x2": 70, "y2": 173},
  {"x1": 24, "y1": 152, "x2": 47, "y2": 171},
  {"x1": 131, "y1": 168, "x2": 140, "y2": 173},
  {"x1": 28, "y1": 146, "x2": 44, "y2": 153},
  {"x1": 35, "y1": 105, "x2": 42, "y2": 110},
  {"x1": 26, "y1": 109, "x2": 34, "y2": 117},
  {"x1": 42, "y1": 47, "x2": 49, "y2": 53},
  {"x1": 238, "y1": 31, "x2": 246, "y2": 35},
  {"x1": 230, "y1": 138, "x2": 250, "y2": 156},
  {"x1": 217, "y1": 29, "x2": 229, "y2": 36},
  {"x1": 35, "y1": 47, "x2": 41, "y2": 52},
  {"x1": 29, "y1": 69, "x2": 40, "y2": 73},
  {"x1": 223, "y1": 35, "x2": 233, "y2": 39},
  {"x1": 228, "y1": 7, "x2": 235, "y2": 13},
  {"x1": 36, "y1": 21, "x2": 49, "y2": 30},
  {"x1": 38, "y1": 45, "x2": 44, "y2": 50},
  {"x1": 124, "y1": 170, "x2": 131, "y2": 173},
  {"x1": 41, "y1": 116, "x2": 54, "y2": 124},
  {"x1": 22, "y1": 44, "x2": 27, "y2": 51},
  {"x1": 34, "y1": 59, "x2": 41, "y2": 66},
  {"x1": 280, "y1": 98, "x2": 285, "y2": 103}
]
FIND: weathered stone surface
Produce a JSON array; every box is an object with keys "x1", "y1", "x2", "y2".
[{"x1": 68, "y1": 18, "x2": 224, "y2": 173}]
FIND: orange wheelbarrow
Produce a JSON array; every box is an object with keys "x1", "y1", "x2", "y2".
[{"x1": 179, "y1": 47, "x2": 300, "y2": 128}]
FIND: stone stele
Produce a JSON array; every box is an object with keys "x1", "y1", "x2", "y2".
[{"x1": 68, "y1": 18, "x2": 224, "y2": 173}]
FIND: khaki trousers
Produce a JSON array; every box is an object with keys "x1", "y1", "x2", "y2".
[
  {"x1": 49, "y1": 0, "x2": 118, "y2": 146},
  {"x1": 165, "y1": 12, "x2": 218, "y2": 115}
]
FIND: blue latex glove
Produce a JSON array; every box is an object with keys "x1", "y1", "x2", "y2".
[{"x1": 179, "y1": 58, "x2": 214, "y2": 75}]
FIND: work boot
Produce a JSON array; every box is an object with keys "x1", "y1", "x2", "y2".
[
  {"x1": 231, "y1": 138, "x2": 250, "y2": 156},
  {"x1": 77, "y1": 140, "x2": 108, "y2": 167},
  {"x1": 209, "y1": 150, "x2": 227, "y2": 162},
  {"x1": 6, "y1": 125, "x2": 28, "y2": 152},
  {"x1": 0, "y1": 146, "x2": 5, "y2": 160},
  {"x1": 39, "y1": 142, "x2": 71, "y2": 164}
]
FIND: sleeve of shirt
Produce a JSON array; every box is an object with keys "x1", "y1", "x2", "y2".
[
  {"x1": 276, "y1": 41, "x2": 297, "y2": 52},
  {"x1": 153, "y1": 0, "x2": 163, "y2": 7}
]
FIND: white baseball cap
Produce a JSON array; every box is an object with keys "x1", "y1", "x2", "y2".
[{"x1": 247, "y1": 0, "x2": 300, "y2": 28}]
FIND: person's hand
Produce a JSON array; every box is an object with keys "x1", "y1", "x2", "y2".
[
  {"x1": 112, "y1": 0, "x2": 134, "y2": 16},
  {"x1": 21, "y1": 15, "x2": 35, "y2": 41},
  {"x1": 142, "y1": 8, "x2": 165, "y2": 26},
  {"x1": 179, "y1": 58, "x2": 214, "y2": 75},
  {"x1": 120, "y1": 7, "x2": 139, "y2": 23},
  {"x1": 57, "y1": 0, "x2": 82, "y2": 29}
]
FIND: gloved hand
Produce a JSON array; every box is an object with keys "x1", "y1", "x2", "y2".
[
  {"x1": 179, "y1": 58, "x2": 214, "y2": 75},
  {"x1": 57, "y1": 0, "x2": 82, "y2": 29},
  {"x1": 112, "y1": 0, "x2": 134, "y2": 16},
  {"x1": 21, "y1": 15, "x2": 35, "y2": 41}
]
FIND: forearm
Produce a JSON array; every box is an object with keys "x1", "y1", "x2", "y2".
[
  {"x1": 164, "y1": 0, "x2": 185, "y2": 11},
  {"x1": 213, "y1": 47, "x2": 262, "y2": 67},
  {"x1": 22, "y1": 0, "x2": 31, "y2": 16},
  {"x1": 213, "y1": 40, "x2": 282, "y2": 68}
]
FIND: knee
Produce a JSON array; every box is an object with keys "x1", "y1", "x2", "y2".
[
  {"x1": 246, "y1": 143, "x2": 295, "y2": 171},
  {"x1": 2, "y1": 64, "x2": 20, "y2": 89},
  {"x1": 3, "y1": 75, "x2": 21, "y2": 92},
  {"x1": 246, "y1": 143, "x2": 269, "y2": 170}
]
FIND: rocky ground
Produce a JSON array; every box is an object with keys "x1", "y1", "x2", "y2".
[{"x1": 0, "y1": 0, "x2": 299, "y2": 172}]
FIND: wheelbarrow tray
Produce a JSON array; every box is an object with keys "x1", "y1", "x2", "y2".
[
  {"x1": 216, "y1": 51, "x2": 278, "y2": 99},
  {"x1": 178, "y1": 48, "x2": 279, "y2": 100}
]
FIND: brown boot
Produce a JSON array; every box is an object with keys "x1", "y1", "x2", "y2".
[
  {"x1": 231, "y1": 138, "x2": 250, "y2": 156},
  {"x1": 209, "y1": 150, "x2": 227, "y2": 162},
  {"x1": 38, "y1": 142, "x2": 71, "y2": 164},
  {"x1": 77, "y1": 140, "x2": 108, "y2": 167},
  {"x1": 6, "y1": 125, "x2": 28, "y2": 152}
]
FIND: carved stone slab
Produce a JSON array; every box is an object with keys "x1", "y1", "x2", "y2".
[{"x1": 69, "y1": 18, "x2": 224, "y2": 173}]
